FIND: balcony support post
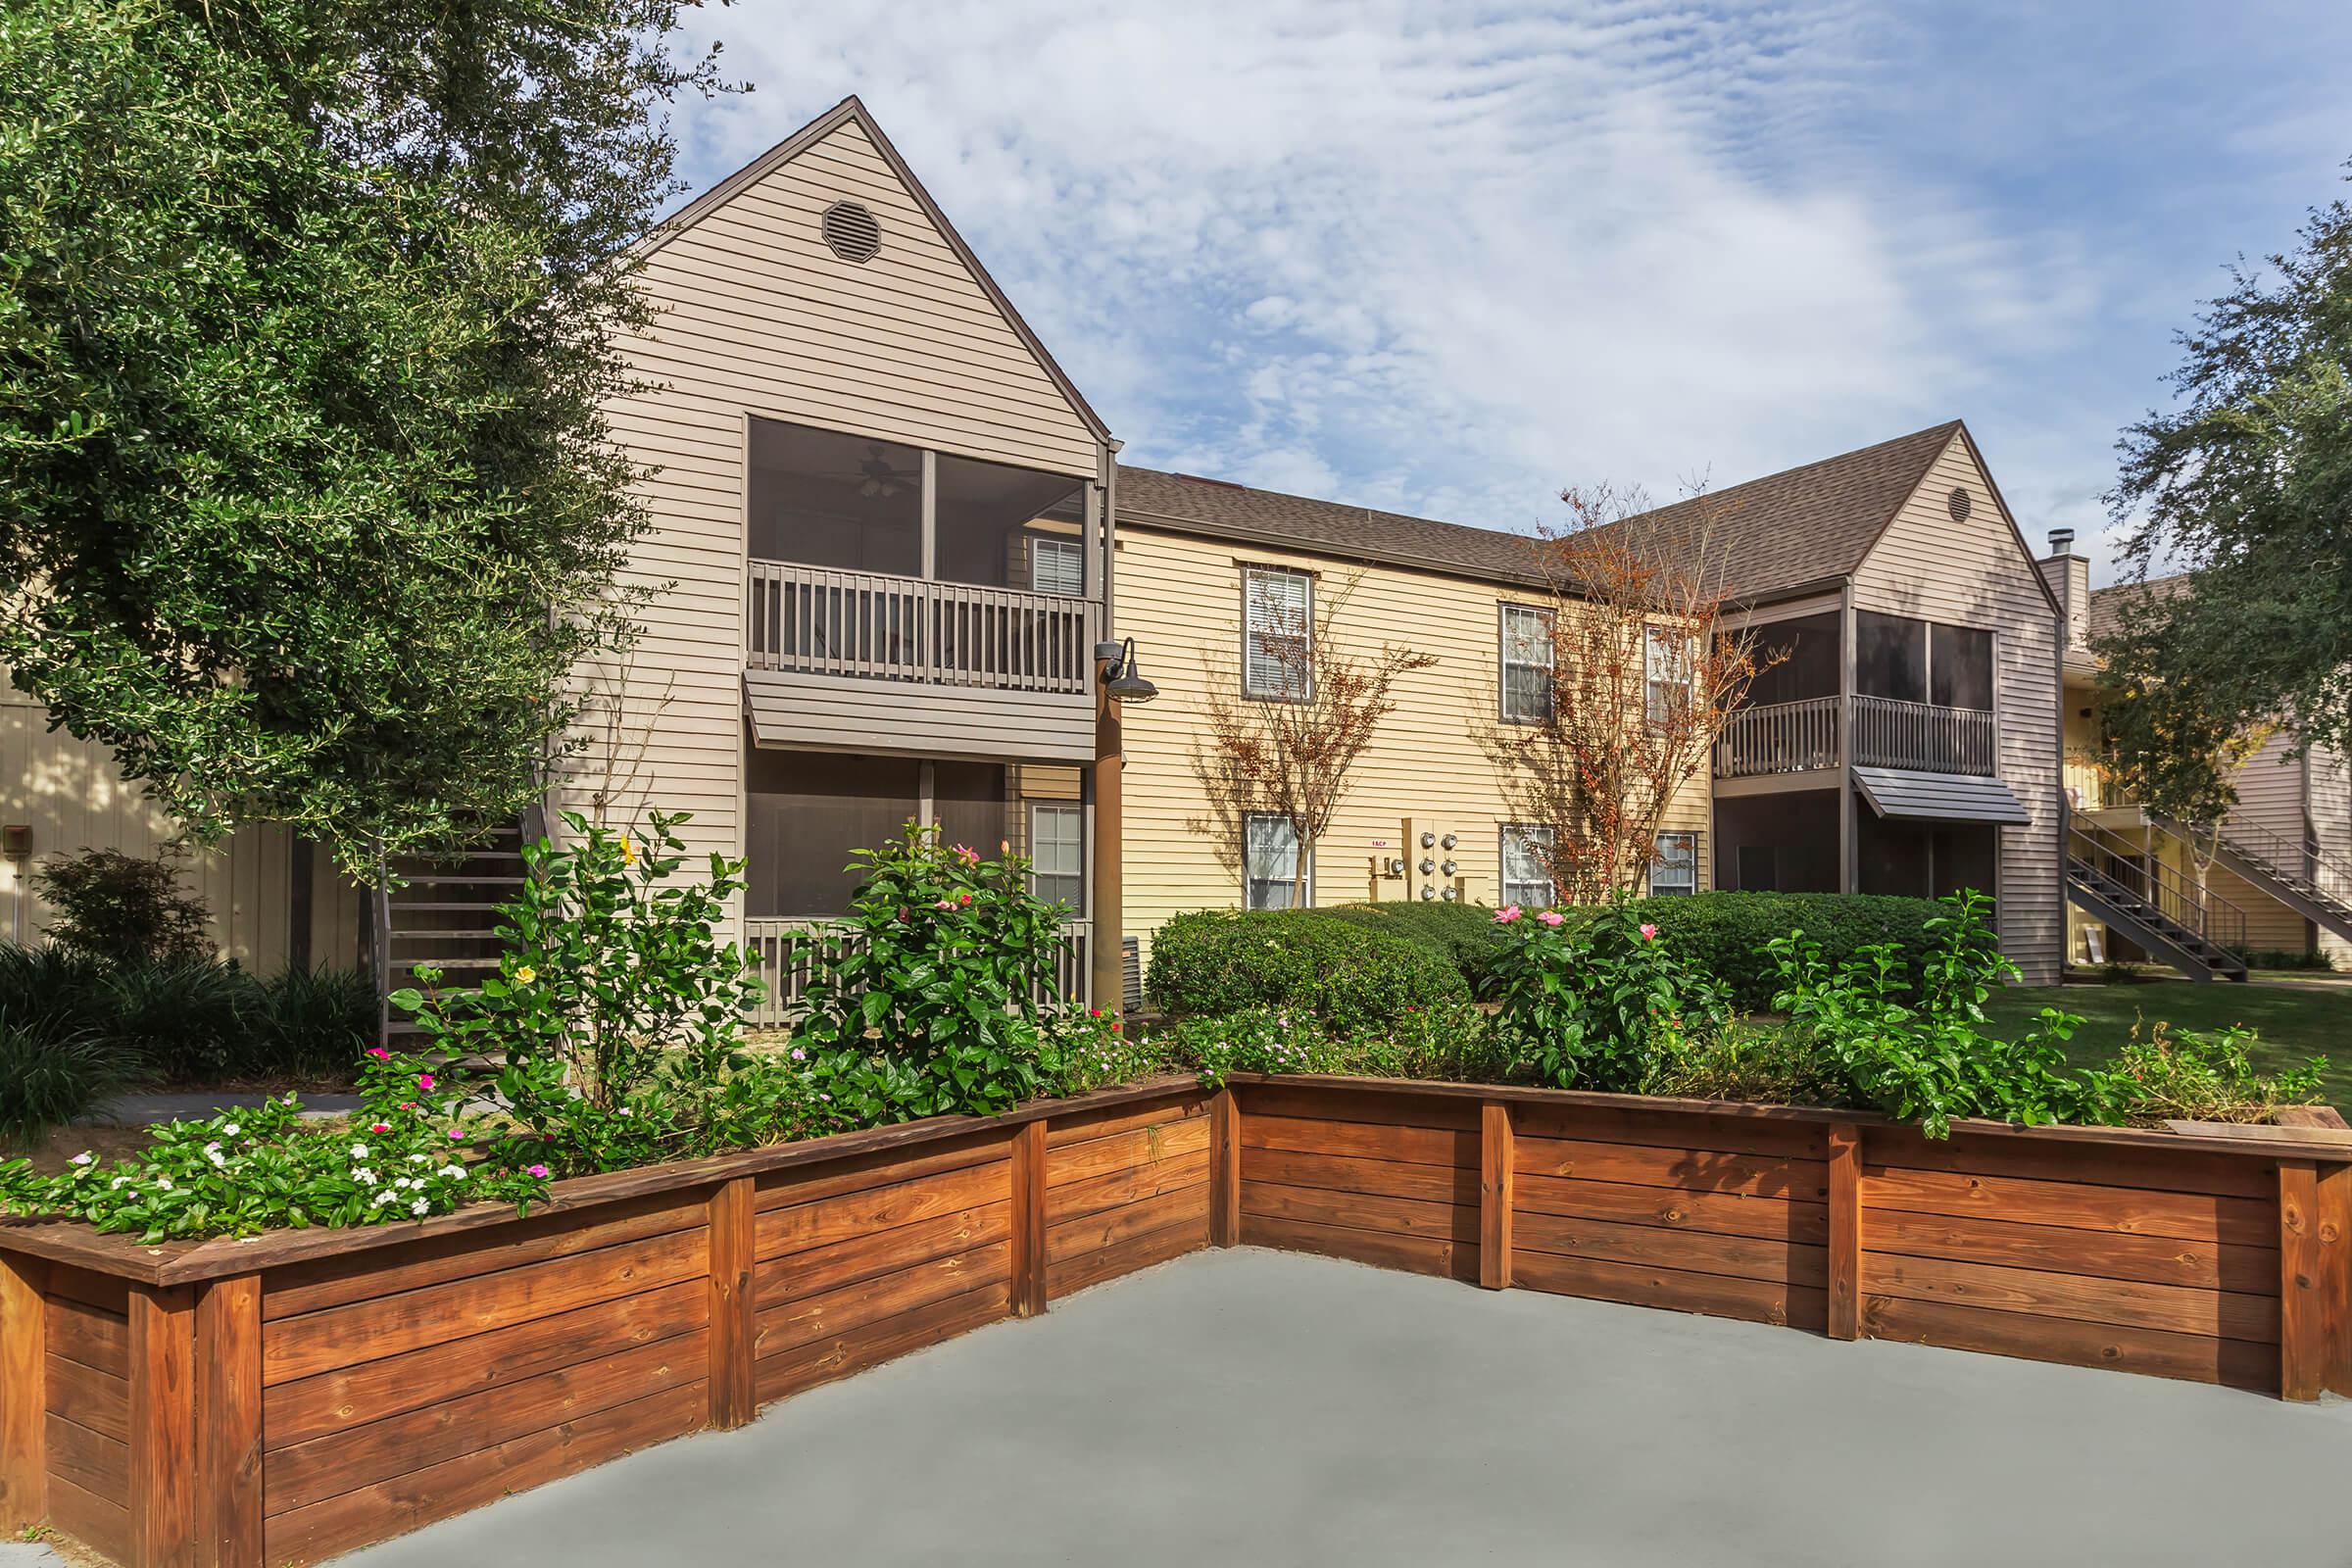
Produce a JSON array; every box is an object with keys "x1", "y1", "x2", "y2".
[
  {"x1": 1091, "y1": 655, "x2": 1124, "y2": 1016},
  {"x1": 1838, "y1": 584, "x2": 1857, "y2": 895}
]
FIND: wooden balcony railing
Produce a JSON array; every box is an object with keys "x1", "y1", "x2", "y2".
[
  {"x1": 1850, "y1": 695, "x2": 1995, "y2": 776},
  {"x1": 1714, "y1": 694, "x2": 1997, "y2": 779},
  {"x1": 744, "y1": 917, "x2": 1092, "y2": 1027},
  {"x1": 1713, "y1": 695, "x2": 1839, "y2": 779},
  {"x1": 747, "y1": 561, "x2": 1101, "y2": 695}
]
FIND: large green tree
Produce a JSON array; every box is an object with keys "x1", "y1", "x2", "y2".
[
  {"x1": 0, "y1": 0, "x2": 729, "y2": 877},
  {"x1": 2106, "y1": 173, "x2": 2352, "y2": 752}
]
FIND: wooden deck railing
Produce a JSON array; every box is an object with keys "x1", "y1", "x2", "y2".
[
  {"x1": 746, "y1": 560, "x2": 1100, "y2": 694},
  {"x1": 744, "y1": 916, "x2": 1092, "y2": 1025},
  {"x1": 1714, "y1": 694, "x2": 1997, "y2": 779}
]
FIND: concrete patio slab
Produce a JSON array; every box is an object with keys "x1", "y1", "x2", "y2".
[{"x1": 333, "y1": 1248, "x2": 2352, "y2": 1567}]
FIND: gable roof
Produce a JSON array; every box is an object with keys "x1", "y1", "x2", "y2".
[
  {"x1": 1117, "y1": 421, "x2": 2046, "y2": 610},
  {"x1": 639, "y1": 96, "x2": 1112, "y2": 449}
]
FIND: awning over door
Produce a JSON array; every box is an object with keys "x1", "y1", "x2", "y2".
[{"x1": 1852, "y1": 766, "x2": 2030, "y2": 826}]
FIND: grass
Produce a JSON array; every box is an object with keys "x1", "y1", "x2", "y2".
[{"x1": 1984, "y1": 977, "x2": 2352, "y2": 1110}]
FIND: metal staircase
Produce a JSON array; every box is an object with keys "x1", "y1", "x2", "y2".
[
  {"x1": 2149, "y1": 811, "x2": 2352, "y2": 949},
  {"x1": 376, "y1": 817, "x2": 532, "y2": 1035},
  {"x1": 2064, "y1": 818, "x2": 2249, "y2": 982}
]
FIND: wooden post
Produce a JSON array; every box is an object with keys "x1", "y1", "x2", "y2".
[
  {"x1": 2280, "y1": 1159, "x2": 2326, "y2": 1400},
  {"x1": 2319, "y1": 1161, "x2": 2352, "y2": 1396},
  {"x1": 1010, "y1": 1120, "x2": 1050, "y2": 1317},
  {"x1": 196, "y1": 1276, "x2": 263, "y2": 1568},
  {"x1": 1827, "y1": 1124, "x2": 1862, "y2": 1341},
  {"x1": 708, "y1": 1177, "x2": 757, "y2": 1430},
  {"x1": 128, "y1": 1284, "x2": 198, "y2": 1568},
  {"x1": 1209, "y1": 1089, "x2": 1241, "y2": 1248},
  {"x1": 0, "y1": 1252, "x2": 45, "y2": 1536},
  {"x1": 1479, "y1": 1102, "x2": 1514, "y2": 1290}
]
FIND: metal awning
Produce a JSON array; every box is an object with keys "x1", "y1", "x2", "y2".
[{"x1": 1852, "y1": 766, "x2": 2030, "y2": 826}]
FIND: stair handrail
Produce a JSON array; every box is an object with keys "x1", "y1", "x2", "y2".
[
  {"x1": 2068, "y1": 816, "x2": 2250, "y2": 956},
  {"x1": 2162, "y1": 810, "x2": 2352, "y2": 914}
]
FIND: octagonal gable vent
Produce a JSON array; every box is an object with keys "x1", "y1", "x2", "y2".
[
  {"x1": 1947, "y1": 486, "x2": 1973, "y2": 523},
  {"x1": 820, "y1": 200, "x2": 882, "y2": 264}
]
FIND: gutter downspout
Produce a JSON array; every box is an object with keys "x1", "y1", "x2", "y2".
[{"x1": 1090, "y1": 443, "x2": 1125, "y2": 1014}]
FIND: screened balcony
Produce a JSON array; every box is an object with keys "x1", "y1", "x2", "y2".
[{"x1": 1713, "y1": 609, "x2": 1996, "y2": 779}]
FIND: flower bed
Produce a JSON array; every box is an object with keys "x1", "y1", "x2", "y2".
[{"x1": 4, "y1": 1073, "x2": 2346, "y2": 1566}]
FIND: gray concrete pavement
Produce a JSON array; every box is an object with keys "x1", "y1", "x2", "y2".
[{"x1": 335, "y1": 1248, "x2": 2352, "y2": 1567}]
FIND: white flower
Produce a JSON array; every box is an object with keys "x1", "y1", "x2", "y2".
[
  {"x1": 350, "y1": 1143, "x2": 370, "y2": 1158},
  {"x1": 70, "y1": 1151, "x2": 92, "y2": 1166},
  {"x1": 372, "y1": 1191, "x2": 395, "y2": 1206},
  {"x1": 154, "y1": 1177, "x2": 172, "y2": 1191},
  {"x1": 393, "y1": 1177, "x2": 412, "y2": 1191},
  {"x1": 220, "y1": 1123, "x2": 240, "y2": 1136},
  {"x1": 439, "y1": 1164, "x2": 467, "y2": 1181},
  {"x1": 110, "y1": 1176, "x2": 128, "y2": 1190},
  {"x1": 354, "y1": 1168, "x2": 376, "y2": 1186},
  {"x1": 411, "y1": 1197, "x2": 429, "y2": 1215},
  {"x1": 408, "y1": 1152, "x2": 429, "y2": 1164}
]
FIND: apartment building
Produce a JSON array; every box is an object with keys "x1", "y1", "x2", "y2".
[
  {"x1": 1113, "y1": 420, "x2": 2066, "y2": 984},
  {"x1": 2042, "y1": 547, "x2": 2352, "y2": 978}
]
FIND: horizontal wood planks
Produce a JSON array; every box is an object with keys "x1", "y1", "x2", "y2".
[
  {"x1": 1510, "y1": 1102, "x2": 1829, "y2": 1331},
  {"x1": 1044, "y1": 1094, "x2": 1211, "y2": 1299},
  {"x1": 1236, "y1": 1086, "x2": 1481, "y2": 1283},
  {"x1": 1858, "y1": 1126, "x2": 2282, "y2": 1392},
  {"x1": 259, "y1": 1200, "x2": 712, "y2": 1564}
]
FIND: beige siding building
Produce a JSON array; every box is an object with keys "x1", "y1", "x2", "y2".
[{"x1": 1114, "y1": 421, "x2": 2067, "y2": 984}]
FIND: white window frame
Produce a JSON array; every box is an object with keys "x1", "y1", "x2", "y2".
[
  {"x1": 1498, "y1": 604, "x2": 1554, "y2": 724},
  {"x1": 1028, "y1": 534, "x2": 1086, "y2": 597},
  {"x1": 1244, "y1": 811, "x2": 1313, "y2": 909},
  {"x1": 1027, "y1": 802, "x2": 1084, "y2": 910},
  {"x1": 1500, "y1": 823, "x2": 1556, "y2": 909},
  {"x1": 1648, "y1": 830, "x2": 1699, "y2": 897},
  {"x1": 1645, "y1": 624, "x2": 1695, "y2": 726},
  {"x1": 1243, "y1": 567, "x2": 1313, "y2": 702}
]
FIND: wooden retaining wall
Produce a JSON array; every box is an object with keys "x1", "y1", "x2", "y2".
[
  {"x1": 1226, "y1": 1077, "x2": 2352, "y2": 1401},
  {"x1": 0, "y1": 1078, "x2": 1211, "y2": 1567}
]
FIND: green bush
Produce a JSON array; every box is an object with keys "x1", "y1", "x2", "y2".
[
  {"x1": 32, "y1": 846, "x2": 214, "y2": 966},
  {"x1": 1164, "y1": 999, "x2": 1506, "y2": 1088},
  {"x1": 1487, "y1": 903, "x2": 1732, "y2": 1092},
  {"x1": 1604, "y1": 892, "x2": 1948, "y2": 1010},
  {"x1": 1320, "y1": 902, "x2": 1513, "y2": 989},
  {"x1": 1147, "y1": 909, "x2": 1467, "y2": 1030},
  {"x1": 0, "y1": 1008, "x2": 140, "y2": 1152},
  {"x1": 2111, "y1": 1023, "x2": 2328, "y2": 1125}
]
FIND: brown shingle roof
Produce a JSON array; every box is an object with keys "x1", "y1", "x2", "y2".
[
  {"x1": 2087, "y1": 571, "x2": 2193, "y2": 645},
  {"x1": 1115, "y1": 420, "x2": 1970, "y2": 604}
]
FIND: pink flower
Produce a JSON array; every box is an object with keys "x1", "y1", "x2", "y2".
[
  {"x1": 417, "y1": 1073, "x2": 435, "y2": 1092},
  {"x1": 1639, "y1": 923, "x2": 1658, "y2": 941},
  {"x1": 934, "y1": 899, "x2": 955, "y2": 909},
  {"x1": 447, "y1": 1128, "x2": 465, "y2": 1141},
  {"x1": 525, "y1": 1163, "x2": 550, "y2": 1180},
  {"x1": 370, "y1": 1122, "x2": 390, "y2": 1134},
  {"x1": 1537, "y1": 910, "x2": 1564, "y2": 926},
  {"x1": 366, "y1": 1047, "x2": 389, "y2": 1060},
  {"x1": 957, "y1": 892, "x2": 972, "y2": 905},
  {"x1": 1494, "y1": 906, "x2": 1523, "y2": 924}
]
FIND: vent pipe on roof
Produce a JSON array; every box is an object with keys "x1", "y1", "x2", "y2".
[{"x1": 2046, "y1": 527, "x2": 2076, "y2": 558}]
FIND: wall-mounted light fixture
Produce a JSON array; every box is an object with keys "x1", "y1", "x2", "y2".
[{"x1": 1096, "y1": 638, "x2": 1158, "y2": 704}]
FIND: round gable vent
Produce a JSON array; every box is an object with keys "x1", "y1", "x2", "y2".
[
  {"x1": 1947, "y1": 486, "x2": 1972, "y2": 523},
  {"x1": 820, "y1": 200, "x2": 882, "y2": 263}
]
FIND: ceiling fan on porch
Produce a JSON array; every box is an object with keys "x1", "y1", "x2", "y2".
[{"x1": 817, "y1": 445, "x2": 919, "y2": 499}]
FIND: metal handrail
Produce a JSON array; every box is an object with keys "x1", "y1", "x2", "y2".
[
  {"x1": 2188, "y1": 812, "x2": 2352, "y2": 913},
  {"x1": 1713, "y1": 695, "x2": 1839, "y2": 778},
  {"x1": 746, "y1": 561, "x2": 1100, "y2": 695},
  {"x1": 1850, "y1": 695, "x2": 1996, "y2": 776},
  {"x1": 2068, "y1": 815, "x2": 2249, "y2": 954}
]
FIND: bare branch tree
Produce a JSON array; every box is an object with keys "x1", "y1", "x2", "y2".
[
  {"x1": 1480, "y1": 482, "x2": 1780, "y2": 903},
  {"x1": 1195, "y1": 570, "x2": 1437, "y2": 906}
]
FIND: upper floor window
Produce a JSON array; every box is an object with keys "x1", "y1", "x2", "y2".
[
  {"x1": 746, "y1": 415, "x2": 1088, "y2": 589},
  {"x1": 1857, "y1": 610, "x2": 1992, "y2": 710},
  {"x1": 1648, "y1": 830, "x2": 1698, "y2": 896},
  {"x1": 1499, "y1": 605, "x2": 1554, "y2": 722},
  {"x1": 1244, "y1": 567, "x2": 1313, "y2": 700},
  {"x1": 1644, "y1": 626, "x2": 1694, "y2": 724},
  {"x1": 1500, "y1": 823, "x2": 1555, "y2": 908}
]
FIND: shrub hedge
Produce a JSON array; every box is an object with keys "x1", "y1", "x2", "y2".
[
  {"x1": 1318, "y1": 902, "x2": 1514, "y2": 989},
  {"x1": 1612, "y1": 892, "x2": 1949, "y2": 1008},
  {"x1": 1146, "y1": 909, "x2": 1467, "y2": 1029}
]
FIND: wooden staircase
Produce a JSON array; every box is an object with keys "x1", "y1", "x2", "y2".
[{"x1": 377, "y1": 819, "x2": 529, "y2": 1035}]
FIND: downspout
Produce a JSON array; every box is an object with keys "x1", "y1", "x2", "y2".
[
  {"x1": 1090, "y1": 443, "x2": 1125, "y2": 1014},
  {"x1": 1838, "y1": 582, "x2": 1856, "y2": 894}
]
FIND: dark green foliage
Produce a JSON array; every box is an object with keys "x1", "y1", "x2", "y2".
[
  {"x1": 1487, "y1": 903, "x2": 1732, "y2": 1092},
  {"x1": 0, "y1": 1008, "x2": 138, "y2": 1152},
  {"x1": 257, "y1": 966, "x2": 378, "y2": 1079},
  {"x1": 2229, "y1": 946, "x2": 2335, "y2": 972},
  {"x1": 32, "y1": 847, "x2": 214, "y2": 965},
  {"x1": 1319, "y1": 902, "x2": 1514, "y2": 989},
  {"x1": 0, "y1": 0, "x2": 727, "y2": 875},
  {"x1": 1146, "y1": 909, "x2": 1468, "y2": 1031},
  {"x1": 1606, "y1": 892, "x2": 1948, "y2": 1010}
]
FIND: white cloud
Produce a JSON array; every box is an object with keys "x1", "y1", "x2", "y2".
[{"x1": 667, "y1": 0, "x2": 2346, "y2": 579}]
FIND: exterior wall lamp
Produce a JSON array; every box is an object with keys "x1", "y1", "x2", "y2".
[{"x1": 1098, "y1": 637, "x2": 1158, "y2": 704}]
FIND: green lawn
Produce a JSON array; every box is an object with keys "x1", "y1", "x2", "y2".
[{"x1": 1984, "y1": 977, "x2": 2352, "y2": 1109}]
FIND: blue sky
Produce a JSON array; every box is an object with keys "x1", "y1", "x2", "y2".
[{"x1": 666, "y1": 1, "x2": 2352, "y2": 584}]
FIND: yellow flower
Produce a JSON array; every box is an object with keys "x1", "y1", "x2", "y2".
[
  {"x1": 514, "y1": 965, "x2": 537, "y2": 985},
  {"x1": 620, "y1": 836, "x2": 638, "y2": 864}
]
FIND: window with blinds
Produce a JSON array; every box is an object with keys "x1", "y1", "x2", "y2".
[
  {"x1": 1244, "y1": 568, "x2": 1312, "y2": 700},
  {"x1": 1645, "y1": 625, "x2": 1694, "y2": 725},
  {"x1": 1649, "y1": 830, "x2": 1698, "y2": 896},
  {"x1": 1245, "y1": 812, "x2": 1311, "y2": 908},
  {"x1": 1029, "y1": 535, "x2": 1085, "y2": 597},
  {"x1": 1500, "y1": 823, "x2": 1556, "y2": 908},
  {"x1": 1499, "y1": 604, "x2": 1554, "y2": 722},
  {"x1": 1028, "y1": 803, "x2": 1083, "y2": 909}
]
